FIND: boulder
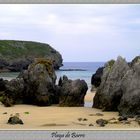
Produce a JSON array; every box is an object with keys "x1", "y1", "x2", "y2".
[
  {"x1": 7, "y1": 115, "x2": 24, "y2": 125},
  {"x1": 118, "y1": 62, "x2": 140, "y2": 116},
  {"x1": 93, "y1": 56, "x2": 130, "y2": 111},
  {"x1": 59, "y1": 75, "x2": 88, "y2": 107},
  {"x1": 96, "y1": 119, "x2": 108, "y2": 127}
]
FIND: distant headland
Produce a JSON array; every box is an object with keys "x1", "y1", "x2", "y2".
[{"x1": 0, "y1": 40, "x2": 63, "y2": 72}]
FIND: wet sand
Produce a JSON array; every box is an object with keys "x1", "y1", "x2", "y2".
[{"x1": 0, "y1": 91, "x2": 139, "y2": 129}]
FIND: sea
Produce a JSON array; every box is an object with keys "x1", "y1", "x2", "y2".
[{"x1": 0, "y1": 62, "x2": 105, "y2": 107}]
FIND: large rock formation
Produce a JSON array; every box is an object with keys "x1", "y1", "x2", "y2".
[
  {"x1": 58, "y1": 75, "x2": 88, "y2": 107},
  {"x1": 0, "y1": 59, "x2": 88, "y2": 107},
  {"x1": 20, "y1": 59, "x2": 59, "y2": 106},
  {"x1": 93, "y1": 56, "x2": 129, "y2": 111},
  {"x1": 93, "y1": 55, "x2": 140, "y2": 117},
  {"x1": 118, "y1": 62, "x2": 140, "y2": 116},
  {"x1": 0, "y1": 40, "x2": 63, "y2": 72},
  {"x1": 0, "y1": 59, "x2": 59, "y2": 106}
]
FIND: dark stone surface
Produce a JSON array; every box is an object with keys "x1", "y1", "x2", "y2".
[
  {"x1": 0, "y1": 59, "x2": 59, "y2": 106},
  {"x1": 0, "y1": 78, "x2": 7, "y2": 91},
  {"x1": 118, "y1": 62, "x2": 140, "y2": 116},
  {"x1": 59, "y1": 75, "x2": 88, "y2": 107},
  {"x1": 96, "y1": 119, "x2": 108, "y2": 127},
  {"x1": 118, "y1": 116, "x2": 127, "y2": 121},
  {"x1": 7, "y1": 115, "x2": 24, "y2": 125},
  {"x1": 19, "y1": 59, "x2": 59, "y2": 106},
  {"x1": 93, "y1": 56, "x2": 130, "y2": 111},
  {"x1": 91, "y1": 67, "x2": 104, "y2": 88}
]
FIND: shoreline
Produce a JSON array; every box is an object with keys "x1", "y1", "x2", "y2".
[{"x1": 0, "y1": 91, "x2": 139, "y2": 129}]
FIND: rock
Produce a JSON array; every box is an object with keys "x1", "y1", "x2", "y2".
[
  {"x1": 91, "y1": 67, "x2": 104, "y2": 88},
  {"x1": 1, "y1": 78, "x2": 25, "y2": 107},
  {"x1": 89, "y1": 123, "x2": 94, "y2": 126},
  {"x1": 95, "y1": 113, "x2": 104, "y2": 116},
  {"x1": 59, "y1": 76, "x2": 88, "y2": 107},
  {"x1": 7, "y1": 115, "x2": 24, "y2": 125},
  {"x1": 83, "y1": 118, "x2": 88, "y2": 121},
  {"x1": 89, "y1": 113, "x2": 104, "y2": 116},
  {"x1": 118, "y1": 116, "x2": 127, "y2": 121},
  {"x1": 135, "y1": 117, "x2": 140, "y2": 125},
  {"x1": 8, "y1": 59, "x2": 32, "y2": 72},
  {"x1": 96, "y1": 119, "x2": 108, "y2": 127},
  {"x1": 118, "y1": 62, "x2": 140, "y2": 116},
  {"x1": 78, "y1": 118, "x2": 83, "y2": 121},
  {"x1": 3, "y1": 112, "x2": 7, "y2": 114},
  {"x1": 0, "y1": 78, "x2": 6, "y2": 91},
  {"x1": 0, "y1": 40, "x2": 63, "y2": 72},
  {"x1": 0, "y1": 59, "x2": 60, "y2": 106},
  {"x1": 93, "y1": 56, "x2": 130, "y2": 111},
  {"x1": 20, "y1": 59, "x2": 59, "y2": 106}
]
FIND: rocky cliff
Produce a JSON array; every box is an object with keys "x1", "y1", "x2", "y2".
[
  {"x1": 93, "y1": 55, "x2": 140, "y2": 117},
  {"x1": 0, "y1": 40, "x2": 63, "y2": 72}
]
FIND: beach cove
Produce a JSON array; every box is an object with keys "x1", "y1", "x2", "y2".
[{"x1": 0, "y1": 90, "x2": 139, "y2": 130}]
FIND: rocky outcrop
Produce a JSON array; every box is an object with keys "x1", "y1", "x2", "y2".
[
  {"x1": 7, "y1": 115, "x2": 24, "y2": 125},
  {"x1": 93, "y1": 55, "x2": 140, "y2": 117},
  {"x1": 91, "y1": 60, "x2": 115, "y2": 90},
  {"x1": 93, "y1": 56, "x2": 130, "y2": 111},
  {"x1": 58, "y1": 75, "x2": 88, "y2": 107},
  {"x1": 0, "y1": 40, "x2": 63, "y2": 72},
  {"x1": 118, "y1": 62, "x2": 140, "y2": 117},
  {"x1": 0, "y1": 59, "x2": 59, "y2": 106},
  {"x1": 21, "y1": 59, "x2": 59, "y2": 106}
]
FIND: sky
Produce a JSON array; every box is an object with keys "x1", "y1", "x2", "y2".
[{"x1": 0, "y1": 4, "x2": 140, "y2": 62}]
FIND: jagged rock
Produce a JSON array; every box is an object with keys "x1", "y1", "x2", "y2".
[
  {"x1": 1, "y1": 78, "x2": 25, "y2": 107},
  {"x1": 96, "y1": 119, "x2": 108, "y2": 127},
  {"x1": 91, "y1": 60, "x2": 115, "y2": 90},
  {"x1": 91, "y1": 67, "x2": 104, "y2": 88},
  {"x1": 20, "y1": 59, "x2": 59, "y2": 106},
  {"x1": 1, "y1": 59, "x2": 59, "y2": 106},
  {"x1": 7, "y1": 115, "x2": 24, "y2": 125},
  {"x1": 118, "y1": 62, "x2": 140, "y2": 116},
  {"x1": 59, "y1": 75, "x2": 88, "y2": 107},
  {"x1": 93, "y1": 56, "x2": 130, "y2": 111}
]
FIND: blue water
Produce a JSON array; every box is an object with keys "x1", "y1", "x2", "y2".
[
  {"x1": 56, "y1": 62, "x2": 104, "y2": 88},
  {"x1": 0, "y1": 62, "x2": 104, "y2": 88}
]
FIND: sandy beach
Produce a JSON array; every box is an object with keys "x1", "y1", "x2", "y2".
[{"x1": 0, "y1": 91, "x2": 139, "y2": 130}]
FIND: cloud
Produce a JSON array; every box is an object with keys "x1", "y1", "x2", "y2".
[{"x1": 0, "y1": 4, "x2": 140, "y2": 61}]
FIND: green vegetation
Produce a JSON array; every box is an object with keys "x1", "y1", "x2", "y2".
[
  {"x1": 0, "y1": 40, "x2": 59, "y2": 61},
  {"x1": 31, "y1": 58, "x2": 54, "y2": 78},
  {"x1": 131, "y1": 56, "x2": 140, "y2": 65},
  {"x1": 24, "y1": 112, "x2": 30, "y2": 115},
  {"x1": 105, "y1": 59, "x2": 115, "y2": 69}
]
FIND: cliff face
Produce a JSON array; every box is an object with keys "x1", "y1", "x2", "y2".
[{"x1": 0, "y1": 40, "x2": 63, "y2": 71}]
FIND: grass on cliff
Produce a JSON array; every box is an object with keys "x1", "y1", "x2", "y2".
[{"x1": 0, "y1": 40, "x2": 58, "y2": 61}]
